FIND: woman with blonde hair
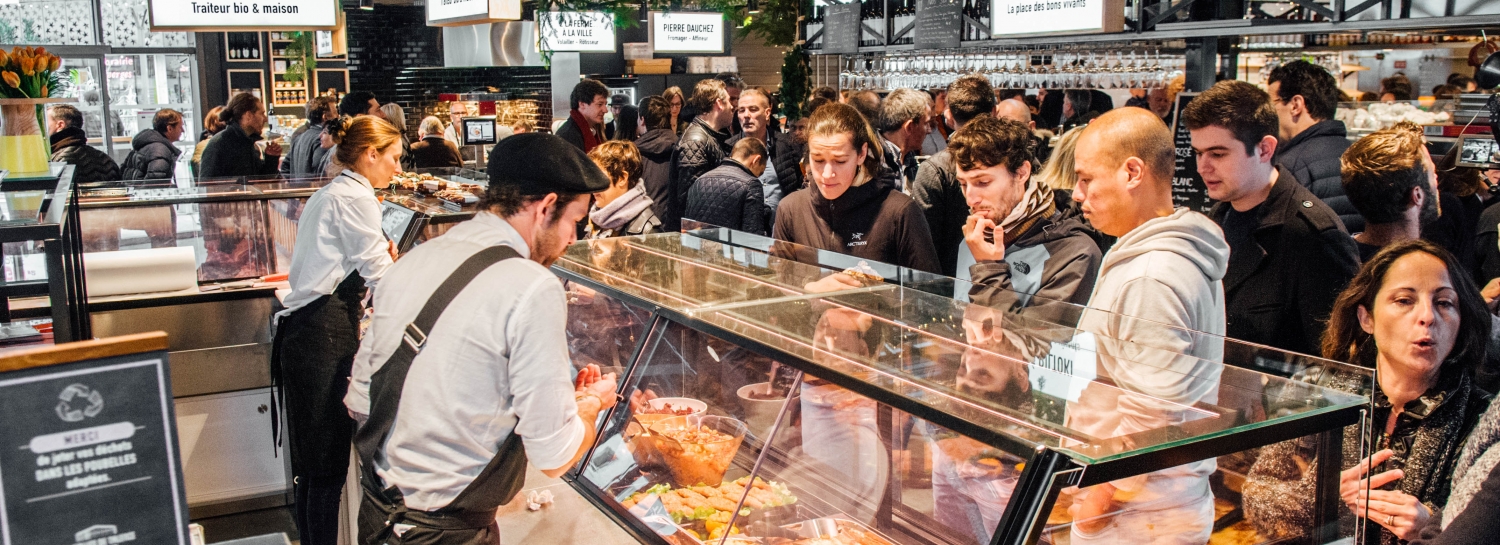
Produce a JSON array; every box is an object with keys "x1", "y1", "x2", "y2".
[
  {"x1": 192, "y1": 105, "x2": 225, "y2": 176},
  {"x1": 274, "y1": 115, "x2": 402, "y2": 545}
]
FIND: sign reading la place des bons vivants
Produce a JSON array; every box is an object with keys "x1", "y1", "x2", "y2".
[
  {"x1": 149, "y1": 0, "x2": 339, "y2": 30},
  {"x1": 651, "y1": 12, "x2": 725, "y2": 54},
  {"x1": 989, "y1": 0, "x2": 1123, "y2": 37}
]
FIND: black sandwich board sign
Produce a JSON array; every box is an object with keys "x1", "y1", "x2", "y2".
[
  {"x1": 1170, "y1": 92, "x2": 1216, "y2": 215},
  {"x1": 0, "y1": 333, "x2": 188, "y2": 545}
]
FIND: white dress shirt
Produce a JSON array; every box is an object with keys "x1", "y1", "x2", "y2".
[
  {"x1": 280, "y1": 170, "x2": 393, "y2": 315},
  {"x1": 345, "y1": 212, "x2": 584, "y2": 511}
]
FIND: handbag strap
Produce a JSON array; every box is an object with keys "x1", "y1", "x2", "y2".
[{"x1": 355, "y1": 245, "x2": 522, "y2": 488}]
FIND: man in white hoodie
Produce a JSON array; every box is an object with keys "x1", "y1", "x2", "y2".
[{"x1": 1066, "y1": 107, "x2": 1231, "y2": 544}]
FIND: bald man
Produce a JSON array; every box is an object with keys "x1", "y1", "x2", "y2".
[
  {"x1": 997, "y1": 97, "x2": 1055, "y2": 164},
  {"x1": 1065, "y1": 107, "x2": 1228, "y2": 545}
]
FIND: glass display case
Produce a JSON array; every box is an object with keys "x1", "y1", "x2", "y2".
[
  {"x1": 378, "y1": 167, "x2": 488, "y2": 253},
  {"x1": 555, "y1": 231, "x2": 1375, "y2": 545}
]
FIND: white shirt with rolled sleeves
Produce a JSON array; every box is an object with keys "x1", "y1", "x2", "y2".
[
  {"x1": 279, "y1": 169, "x2": 394, "y2": 316},
  {"x1": 344, "y1": 212, "x2": 584, "y2": 511}
]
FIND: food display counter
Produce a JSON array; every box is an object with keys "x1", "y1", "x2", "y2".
[
  {"x1": 379, "y1": 167, "x2": 488, "y2": 253},
  {"x1": 553, "y1": 231, "x2": 1374, "y2": 545}
]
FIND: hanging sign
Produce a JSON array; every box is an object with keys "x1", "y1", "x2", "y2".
[
  {"x1": 427, "y1": 0, "x2": 522, "y2": 27},
  {"x1": 0, "y1": 333, "x2": 187, "y2": 545},
  {"x1": 538, "y1": 11, "x2": 616, "y2": 52},
  {"x1": 915, "y1": 0, "x2": 962, "y2": 50},
  {"x1": 820, "y1": 3, "x2": 860, "y2": 55},
  {"x1": 651, "y1": 12, "x2": 725, "y2": 53},
  {"x1": 148, "y1": 0, "x2": 338, "y2": 30},
  {"x1": 989, "y1": 0, "x2": 1124, "y2": 38}
]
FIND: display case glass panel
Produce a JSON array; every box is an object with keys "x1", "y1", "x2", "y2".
[{"x1": 558, "y1": 232, "x2": 1374, "y2": 545}]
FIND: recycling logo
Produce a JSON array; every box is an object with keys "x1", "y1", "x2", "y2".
[{"x1": 56, "y1": 384, "x2": 104, "y2": 422}]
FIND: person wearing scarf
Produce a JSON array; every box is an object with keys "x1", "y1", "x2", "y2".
[
  {"x1": 556, "y1": 79, "x2": 609, "y2": 153},
  {"x1": 586, "y1": 140, "x2": 661, "y2": 238},
  {"x1": 951, "y1": 116, "x2": 1103, "y2": 328}
]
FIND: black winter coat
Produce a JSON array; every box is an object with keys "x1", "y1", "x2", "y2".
[
  {"x1": 1274, "y1": 119, "x2": 1361, "y2": 232},
  {"x1": 909, "y1": 150, "x2": 966, "y2": 276},
  {"x1": 727, "y1": 129, "x2": 804, "y2": 199},
  {"x1": 198, "y1": 123, "x2": 280, "y2": 179},
  {"x1": 671, "y1": 119, "x2": 730, "y2": 231},
  {"x1": 409, "y1": 136, "x2": 463, "y2": 169},
  {"x1": 120, "y1": 129, "x2": 181, "y2": 181},
  {"x1": 555, "y1": 116, "x2": 600, "y2": 152},
  {"x1": 1209, "y1": 166, "x2": 1361, "y2": 356},
  {"x1": 636, "y1": 128, "x2": 679, "y2": 228},
  {"x1": 772, "y1": 167, "x2": 941, "y2": 274},
  {"x1": 684, "y1": 160, "x2": 768, "y2": 235},
  {"x1": 49, "y1": 128, "x2": 120, "y2": 185}
]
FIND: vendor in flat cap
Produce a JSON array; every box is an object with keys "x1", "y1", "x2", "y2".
[{"x1": 347, "y1": 133, "x2": 618, "y2": 545}]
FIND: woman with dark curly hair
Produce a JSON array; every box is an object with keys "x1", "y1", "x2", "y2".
[{"x1": 1245, "y1": 239, "x2": 1492, "y2": 545}]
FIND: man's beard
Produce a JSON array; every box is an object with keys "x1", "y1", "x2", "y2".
[
  {"x1": 532, "y1": 222, "x2": 566, "y2": 268},
  {"x1": 1418, "y1": 184, "x2": 1440, "y2": 227}
]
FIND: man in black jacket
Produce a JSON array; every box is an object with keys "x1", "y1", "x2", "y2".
[
  {"x1": 45, "y1": 104, "x2": 120, "y2": 184},
  {"x1": 877, "y1": 88, "x2": 931, "y2": 190},
  {"x1": 555, "y1": 79, "x2": 609, "y2": 153},
  {"x1": 1268, "y1": 60, "x2": 1363, "y2": 232},
  {"x1": 728, "y1": 89, "x2": 801, "y2": 225},
  {"x1": 199, "y1": 93, "x2": 283, "y2": 179},
  {"x1": 636, "y1": 96, "x2": 679, "y2": 225},
  {"x1": 281, "y1": 96, "x2": 337, "y2": 177},
  {"x1": 121, "y1": 108, "x2": 183, "y2": 181},
  {"x1": 684, "y1": 138, "x2": 768, "y2": 235},
  {"x1": 1184, "y1": 80, "x2": 1360, "y2": 356},
  {"x1": 669, "y1": 79, "x2": 734, "y2": 231},
  {"x1": 951, "y1": 115, "x2": 1101, "y2": 327},
  {"x1": 911, "y1": 74, "x2": 998, "y2": 276}
]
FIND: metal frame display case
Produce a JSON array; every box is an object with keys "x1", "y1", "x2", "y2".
[
  {"x1": 555, "y1": 230, "x2": 1375, "y2": 545},
  {"x1": 0, "y1": 164, "x2": 89, "y2": 342}
]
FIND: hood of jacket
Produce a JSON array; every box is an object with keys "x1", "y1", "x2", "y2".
[
  {"x1": 635, "y1": 128, "x2": 678, "y2": 158},
  {"x1": 591, "y1": 186, "x2": 655, "y2": 230},
  {"x1": 1279, "y1": 119, "x2": 1347, "y2": 154},
  {"x1": 1100, "y1": 208, "x2": 1229, "y2": 283},
  {"x1": 49, "y1": 127, "x2": 88, "y2": 150},
  {"x1": 1011, "y1": 209, "x2": 1097, "y2": 249},
  {"x1": 132, "y1": 129, "x2": 181, "y2": 156}
]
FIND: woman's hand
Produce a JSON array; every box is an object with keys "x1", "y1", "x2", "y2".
[
  {"x1": 963, "y1": 214, "x2": 1005, "y2": 262},
  {"x1": 1341, "y1": 449, "x2": 1403, "y2": 509},
  {"x1": 1354, "y1": 488, "x2": 1432, "y2": 540}
]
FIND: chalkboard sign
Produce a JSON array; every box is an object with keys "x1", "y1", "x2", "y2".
[
  {"x1": 822, "y1": 2, "x2": 860, "y2": 54},
  {"x1": 0, "y1": 333, "x2": 188, "y2": 545},
  {"x1": 915, "y1": 0, "x2": 962, "y2": 50},
  {"x1": 1170, "y1": 92, "x2": 1215, "y2": 215}
]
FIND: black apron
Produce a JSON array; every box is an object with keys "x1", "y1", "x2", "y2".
[
  {"x1": 355, "y1": 246, "x2": 530, "y2": 545},
  {"x1": 273, "y1": 271, "x2": 366, "y2": 482}
]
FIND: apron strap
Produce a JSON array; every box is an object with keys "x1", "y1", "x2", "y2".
[{"x1": 354, "y1": 245, "x2": 522, "y2": 510}]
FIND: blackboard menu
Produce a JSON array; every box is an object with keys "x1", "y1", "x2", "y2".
[
  {"x1": 915, "y1": 0, "x2": 962, "y2": 50},
  {"x1": 0, "y1": 348, "x2": 188, "y2": 545},
  {"x1": 1171, "y1": 92, "x2": 1215, "y2": 215},
  {"x1": 822, "y1": 2, "x2": 860, "y2": 54}
]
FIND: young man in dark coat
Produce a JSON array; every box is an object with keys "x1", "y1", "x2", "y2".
[
  {"x1": 684, "y1": 137, "x2": 769, "y2": 235},
  {"x1": 911, "y1": 75, "x2": 998, "y2": 276},
  {"x1": 950, "y1": 115, "x2": 1102, "y2": 328},
  {"x1": 199, "y1": 93, "x2": 283, "y2": 179},
  {"x1": 669, "y1": 79, "x2": 735, "y2": 231},
  {"x1": 555, "y1": 79, "x2": 609, "y2": 153},
  {"x1": 121, "y1": 108, "x2": 184, "y2": 181},
  {"x1": 1268, "y1": 60, "x2": 1363, "y2": 232},
  {"x1": 45, "y1": 104, "x2": 120, "y2": 184},
  {"x1": 280, "y1": 96, "x2": 337, "y2": 177},
  {"x1": 1184, "y1": 80, "x2": 1361, "y2": 356},
  {"x1": 635, "y1": 96, "x2": 679, "y2": 225}
]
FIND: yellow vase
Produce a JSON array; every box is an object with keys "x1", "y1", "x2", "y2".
[{"x1": 0, "y1": 103, "x2": 51, "y2": 176}]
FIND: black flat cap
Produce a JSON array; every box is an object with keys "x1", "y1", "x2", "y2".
[
  {"x1": 610, "y1": 94, "x2": 630, "y2": 107},
  {"x1": 486, "y1": 133, "x2": 610, "y2": 195}
]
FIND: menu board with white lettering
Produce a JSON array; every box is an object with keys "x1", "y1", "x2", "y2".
[
  {"x1": 427, "y1": 0, "x2": 522, "y2": 27},
  {"x1": 651, "y1": 12, "x2": 725, "y2": 53},
  {"x1": 149, "y1": 0, "x2": 337, "y2": 30},
  {"x1": 989, "y1": 0, "x2": 1123, "y2": 38},
  {"x1": 0, "y1": 340, "x2": 186, "y2": 545},
  {"x1": 1171, "y1": 92, "x2": 1215, "y2": 215},
  {"x1": 915, "y1": 0, "x2": 961, "y2": 50},
  {"x1": 539, "y1": 11, "x2": 617, "y2": 52},
  {"x1": 821, "y1": 3, "x2": 860, "y2": 55}
]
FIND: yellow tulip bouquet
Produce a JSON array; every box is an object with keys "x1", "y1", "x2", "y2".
[{"x1": 0, "y1": 46, "x2": 65, "y2": 100}]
